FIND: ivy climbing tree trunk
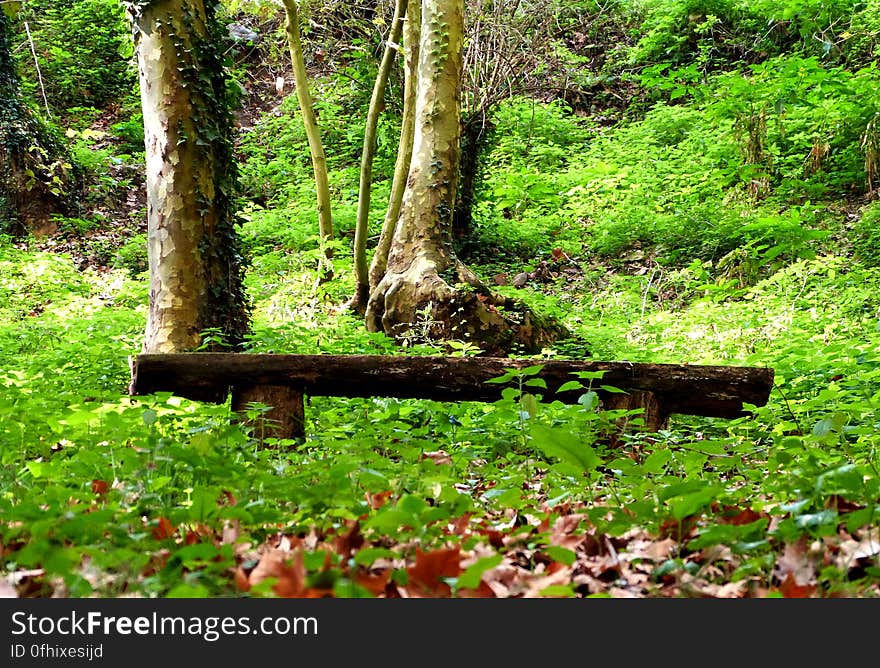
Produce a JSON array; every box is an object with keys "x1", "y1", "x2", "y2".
[
  {"x1": 364, "y1": 0, "x2": 568, "y2": 355},
  {"x1": 281, "y1": 0, "x2": 333, "y2": 276},
  {"x1": 124, "y1": 0, "x2": 250, "y2": 354},
  {"x1": 0, "y1": 8, "x2": 80, "y2": 236}
]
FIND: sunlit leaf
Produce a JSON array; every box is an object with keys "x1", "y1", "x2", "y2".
[
  {"x1": 531, "y1": 424, "x2": 600, "y2": 472},
  {"x1": 457, "y1": 554, "x2": 503, "y2": 590},
  {"x1": 544, "y1": 545, "x2": 577, "y2": 566}
]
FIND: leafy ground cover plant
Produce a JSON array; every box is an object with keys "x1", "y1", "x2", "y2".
[
  {"x1": 1, "y1": 0, "x2": 879, "y2": 597},
  {"x1": 2, "y1": 236, "x2": 878, "y2": 597}
]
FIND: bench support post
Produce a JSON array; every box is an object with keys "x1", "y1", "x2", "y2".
[
  {"x1": 604, "y1": 390, "x2": 669, "y2": 434},
  {"x1": 231, "y1": 384, "x2": 305, "y2": 444}
]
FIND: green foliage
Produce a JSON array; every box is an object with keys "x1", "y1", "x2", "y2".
[
  {"x1": 626, "y1": 0, "x2": 862, "y2": 70},
  {"x1": 237, "y1": 85, "x2": 399, "y2": 261},
  {"x1": 238, "y1": 88, "x2": 399, "y2": 205},
  {"x1": 0, "y1": 8, "x2": 83, "y2": 230},
  {"x1": 4, "y1": 0, "x2": 880, "y2": 599},
  {"x1": 110, "y1": 113, "x2": 145, "y2": 154},
  {"x1": 844, "y1": 0, "x2": 880, "y2": 66},
  {"x1": 16, "y1": 0, "x2": 136, "y2": 110},
  {"x1": 469, "y1": 57, "x2": 875, "y2": 269},
  {"x1": 626, "y1": 0, "x2": 760, "y2": 67},
  {"x1": 851, "y1": 201, "x2": 880, "y2": 268},
  {"x1": 704, "y1": 56, "x2": 880, "y2": 200},
  {"x1": 466, "y1": 98, "x2": 595, "y2": 260},
  {"x1": 113, "y1": 232, "x2": 148, "y2": 276}
]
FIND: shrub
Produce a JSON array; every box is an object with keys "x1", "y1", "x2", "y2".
[
  {"x1": 15, "y1": 0, "x2": 136, "y2": 110},
  {"x1": 851, "y1": 201, "x2": 880, "y2": 268},
  {"x1": 844, "y1": 0, "x2": 880, "y2": 66},
  {"x1": 113, "y1": 233, "x2": 148, "y2": 277},
  {"x1": 626, "y1": 0, "x2": 860, "y2": 71}
]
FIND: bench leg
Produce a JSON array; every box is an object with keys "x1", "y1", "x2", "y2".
[
  {"x1": 231, "y1": 384, "x2": 305, "y2": 445},
  {"x1": 604, "y1": 390, "x2": 669, "y2": 442}
]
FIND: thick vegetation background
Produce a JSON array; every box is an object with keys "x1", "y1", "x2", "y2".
[{"x1": 1, "y1": 0, "x2": 879, "y2": 598}]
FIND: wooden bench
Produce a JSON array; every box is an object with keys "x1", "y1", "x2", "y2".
[{"x1": 128, "y1": 353, "x2": 775, "y2": 442}]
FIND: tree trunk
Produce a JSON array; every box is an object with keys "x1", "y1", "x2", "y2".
[
  {"x1": 125, "y1": 0, "x2": 250, "y2": 354},
  {"x1": 349, "y1": 0, "x2": 408, "y2": 314},
  {"x1": 0, "y1": 9, "x2": 80, "y2": 236},
  {"x1": 281, "y1": 0, "x2": 334, "y2": 276},
  {"x1": 452, "y1": 113, "x2": 493, "y2": 240},
  {"x1": 367, "y1": 0, "x2": 420, "y2": 295},
  {"x1": 364, "y1": 0, "x2": 568, "y2": 355}
]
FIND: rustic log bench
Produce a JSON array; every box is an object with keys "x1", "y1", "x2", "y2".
[{"x1": 128, "y1": 353, "x2": 775, "y2": 441}]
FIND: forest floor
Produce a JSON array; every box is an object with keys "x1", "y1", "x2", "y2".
[{"x1": 3, "y1": 12, "x2": 880, "y2": 598}]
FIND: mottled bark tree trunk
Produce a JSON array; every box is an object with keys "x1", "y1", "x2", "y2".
[
  {"x1": 0, "y1": 9, "x2": 79, "y2": 236},
  {"x1": 364, "y1": 0, "x2": 567, "y2": 355},
  {"x1": 125, "y1": 0, "x2": 249, "y2": 354}
]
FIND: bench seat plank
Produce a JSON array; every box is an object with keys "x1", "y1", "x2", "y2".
[{"x1": 129, "y1": 353, "x2": 774, "y2": 420}]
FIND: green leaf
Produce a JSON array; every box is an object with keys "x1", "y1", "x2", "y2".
[
  {"x1": 142, "y1": 408, "x2": 158, "y2": 426},
  {"x1": 578, "y1": 391, "x2": 598, "y2": 410},
  {"x1": 531, "y1": 424, "x2": 600, "y2": 473},
  {"x1": 485, "y1": 370, "x2": 517, "y2": 384},
  {"x1": 668, "y1": 487, "x2": 719, "y2": 520},
  {"x1": 150, "y1": 475, "x2": 172, "y2": 491},
  {"x1": 557, "y1": 380, "x2": 584, "y2": 393},
  {"x1": 172, "y1": 543, "x2": 220, "y2": 566},
  {"x1": 522, "y1": 393, "x2": 539, "y2": 418},
  {"x1": 188, "y1": 487, "x2": 217, "y2": 522},
  {"x1": 457, "y1": 554, "x2": 503, "y2": 590},
  {"x1": 544, "y1": 545, "x2": 577, "y2": 566},
  {"x1": 794, "y1": 509, "x2": 837, "y2": 528},
  {"x1": 573, "y1": 371, "x2": 606, "y2": 380},
  {"x1": 811, "y1": 418, "x2": 834, "y2": 437},
  {"x1": 166, "y1": 583, "x2": 210, "y2": 598},
  {"x1": 642, "y1": 449, "x2": 672, "y2": 474},
  {"x1": 844, "y1": 507, "x2": 876, "y2": 533},
  {"x1": 189, "y1": 432, "x2": 214, "y2": 454},
  {"x1": 397, "y1": 494, "x2": 427, "y2": 516},
  {"x1": 364, "y1": 509, "x2": 415, "y2": 533},
  {"x1": 681, "y1": 440, "x2": 728, "y2": 455},
  {"x1": 26, "y1": 461, "x2": 49, "y2": 479},
  {"x1": 816, "y1": 464, "x2": 863, "y2": 496},
  {"x1": 539, "y1": 584, "x2": 576, "y2": 597},
  {"x1": 482, "y1": 487, "x2": 524, "y2": 508},
  {"x1": 304, "y1": 550, "x2": 327, "y2": 571},
  {"x1": 657, "y1": 480, "x2": 707, "y2": 502},
  {"x1": 354, "y1": 547, "x2": 398, "y2": 567},
  {"x1": 2, "y1": 2, "x2": 22, "y2": 19},
  {"x1": 524, "y1": 378, "x2": 547, "y2": 389},
  {"x1": 500, "y1": 387, "x2": 520, "y2": 401},
  {"x1": 778, "y1": 499, "x2": 811, "y2": 514}
]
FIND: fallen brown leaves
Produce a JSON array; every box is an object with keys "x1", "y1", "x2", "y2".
[
  {"x1": 218, "y1": 496, "x2": 880, "y2": 599},
  {"x1": 6, "y1": 489, "x2": 877, "y2": 599},
  {"x1": 225, "y1": 494, "x2": 880, "y2": 598}
]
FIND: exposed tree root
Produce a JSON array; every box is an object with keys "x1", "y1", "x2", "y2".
[{"x1": 366, "y1": 256, "x2": 569, "y2": 355}]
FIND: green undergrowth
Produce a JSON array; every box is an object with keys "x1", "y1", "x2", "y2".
[
  {"x1": 469, "y1": 54, "x2": 877, "y2": 271},
  {"x1": 1, "y1": 235, "x2": 879, "y2": 597},
  {"x1": 2, "y1": 1, "x2": 880, "y2": 595}
]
